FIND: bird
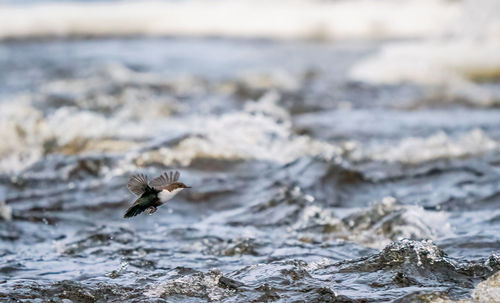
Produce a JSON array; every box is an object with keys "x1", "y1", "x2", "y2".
[{"x1": 123, "y1": 171, "x2": 191, "y2": 218}]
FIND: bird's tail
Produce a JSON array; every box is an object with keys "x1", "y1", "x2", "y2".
[{"x1": 123, "y1": 203, "x2": 148, "y2": 218}]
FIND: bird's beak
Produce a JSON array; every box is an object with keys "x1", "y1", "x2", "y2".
[{"x1": 185, "y1": 186, "x2": 192, "y2": 188}]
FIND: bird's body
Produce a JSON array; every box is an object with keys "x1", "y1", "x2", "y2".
[{"x1": 123, "y1": 171, "x2": 190, "y2": 218}]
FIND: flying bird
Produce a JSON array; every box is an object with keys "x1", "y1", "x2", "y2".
[{"x1": 124, "y1": 171, "x2": 191, "y2": 218}]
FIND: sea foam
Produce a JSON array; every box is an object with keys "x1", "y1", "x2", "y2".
[{"x1": 0, "y1": 0, "x2": 459, "y2": 40}]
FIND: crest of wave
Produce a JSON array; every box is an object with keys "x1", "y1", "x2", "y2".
[
  {"x1": 0, "y1": 101, "x2": 131, "y2": 173},
  {"x1": 0, "y1": 0, "x2": 458, "y2": 40},
  {"x1": 0, "y1": 90, "x2": 341, "y2": 173},
  {"x1": 0, "y1": 97, "x2": 48, "y2": 173},
  {"x1": 349, "y1": 0, "x2": 500, "y2": 106},
  {"x1": 145, "y1": 269, "x2": 235, "y2": 301},
  {"x1": 290, "y1": 196, "x2": 451, "y2": 249},
  {"x1": 0, "y1": 95, "x2": 170, "y2": 173},
  {"x1": 351, "y1": 129, "x2": 498, "y2": 164},
  {"x1": 136, "y1": 92, "x2": 342, "y2": 166},
  {"x1": 344, "y1": 197, "x2": 452, "y2": 249},
  {"x1": 0, "y1": 187, "x2": 11, "y2": 221}
]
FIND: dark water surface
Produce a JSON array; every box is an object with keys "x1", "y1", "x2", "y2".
[{"x1": 0, "y1": 38, "x2": 499, "y2": 302}]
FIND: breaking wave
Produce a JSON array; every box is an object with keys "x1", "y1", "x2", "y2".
[
  {"x1": 0, "y1": 0, "x2": 459, "y2": 41},
  {"x1": 349, "y1": 0, "x2": 500, "y2": 106},
  {"x1": 351, "y1": 129, "x2": 499, "y2": 164}
]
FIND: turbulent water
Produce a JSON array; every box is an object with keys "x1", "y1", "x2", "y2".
[{"x1": 1, "y1": 34, "x2": 500, "y2": 303}]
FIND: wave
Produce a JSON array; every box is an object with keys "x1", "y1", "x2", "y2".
[
  {"x1": 0, "y1": 0, "x2": 459, "y2": 40},
  {"x1": 351, "y1": 129, "x2": 499, "y2": 164},
  {"x1": 349, "y1": 0, "x2": 500, "y2": 103},
  {"x1": 350, "y1": 40, "x2": 500, "y2": 85},
  {"x1": 0, "y1": 67, "x2": 342, "y2": 173},
  {"x1": 208, "y1": 186, "x2": 452, "y2": 249},
  {"x1": 145, "y1": 269, "x2": 237, "y2": 301}
]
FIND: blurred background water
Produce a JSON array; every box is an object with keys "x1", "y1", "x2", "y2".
[{"x1": 0, "y1": 0, "x2": 499, "y2": 302}]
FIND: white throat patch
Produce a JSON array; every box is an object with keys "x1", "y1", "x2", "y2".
[{"x1": 158, "y1": 188, "x2": 183, "y2": 203}]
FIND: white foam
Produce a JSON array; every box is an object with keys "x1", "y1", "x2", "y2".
[
  {"x1": 350, "y1": 39, "x2": 500, "y2": 85},
  {"x1": 290, "y1": 196, "x2": 451, "y2": 249},
  {"x1": 137, "y1": 112, "x2": 340, "y2": 166},
  {"x1": 472, "y1": 270, "x2": 500, "y2": 303},
  {"x1": 0, "y1": 63, "x2": 189, "y2": 173},
  {"x1": 0, "y1": 77, "x2": 341, "y2": 173},
  {"x1": 0, "y1": 0, "x2": 459, "y2": 40},
  {"x1": 345, "y1": 197, "x2": 452, "y2": 249},
  {"x1": 0, "y1": 98, "x2": 47, "y2": 173},
  {"x1": 350, "y1": 0, "x2": 500, "y2": 88},
  {"x1": 145, "y1": 270, "x2": 234, "y2": 301},
  {"x1": 136, "y1": 94, "x2": 342, "y2": 166},
  {"x1": 351, "y1": 129, "x2": 498, "y2": 164},
  {"x1": 0, "y1": 94, "x2": 151, "y2": 173},
  {"x1": 0, "y1": 200, "x2": 12, "y2": 221},
  {"x1": 293, "y1": 204, "x2": 343, "y2": 232}
]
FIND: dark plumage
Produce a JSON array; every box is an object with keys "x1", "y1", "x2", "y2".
[
  {"x1": 123, "y1": 185, "x2": 160, "y2": 218},
  {"x1": 123, "y1": 171, "x2": 190, "y2": 218}
]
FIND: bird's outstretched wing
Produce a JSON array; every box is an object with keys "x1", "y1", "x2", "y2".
[
  {"x1": 150, "y1": 171, "x2": 180, "y2": 190},
  {"x1": 127, "y1": 174, "x2": 150, "y2": 196}
]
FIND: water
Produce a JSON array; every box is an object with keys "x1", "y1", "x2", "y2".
[
  {"x1": 0, "y1": 37, "x2": 499, "y2": 302},
  {"x1": 1, "y1": 0, "x2": 500, "y2": 300}
]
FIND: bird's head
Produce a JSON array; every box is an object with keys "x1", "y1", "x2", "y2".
[{"x1": 167, "y1": 182, "x2": 191, "y2": 191}]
